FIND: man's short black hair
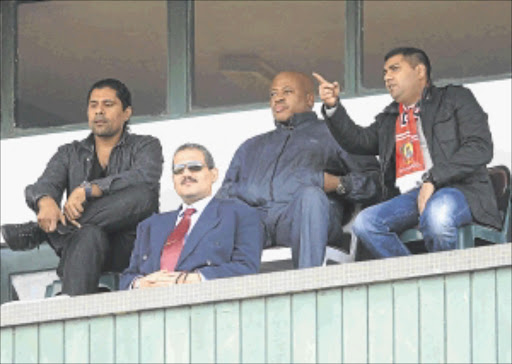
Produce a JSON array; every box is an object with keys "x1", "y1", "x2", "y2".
[
  {"x1": 87, "y1": 78, "x2": 132, "y2": 130},
  {"x1": 174, "y1": 143, "x2": 216, "y2": 169},
  {"x1": 87, "y1": 78, "x2": 132, "y2": 110},
  {"x1": 385, "y1": 47, "x2": 432, "y2": 84}
]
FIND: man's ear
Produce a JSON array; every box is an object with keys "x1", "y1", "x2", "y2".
[
  {"x1": 306, "y1": 92, "x2": 315, "y2": 109},
  {"x1": 124, "y1": 106, "x2": 133, "y2": 122},
  {"x1": 416, "y1": 63, "x2": 427, "y2": 81},
  {"x1": 211, "y1": 168, "x2": 219, "y2": 183}
]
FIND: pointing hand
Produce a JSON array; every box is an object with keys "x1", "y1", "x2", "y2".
[{"x1": 312, "y1": 72, "x2": 340, "y2": 108}]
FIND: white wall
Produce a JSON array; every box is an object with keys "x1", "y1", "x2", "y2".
[{"x1": 1, "y1": 79, "x2": 510, "y2": 227}]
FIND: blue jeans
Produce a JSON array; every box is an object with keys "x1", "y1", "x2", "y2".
[{"x1": 353, "y1": 187, "x2": 473, "y2": 258}]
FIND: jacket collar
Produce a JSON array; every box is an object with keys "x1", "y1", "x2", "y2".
[
  {"x1": 82, "y1": 129, "x2": 130, "y2": 151},
  {"x1": 382, "y1": 84, "x2": 435, "y2": 115},
  {"x1": 274, "y1": 111, "x2": 318, "y2": 130}
]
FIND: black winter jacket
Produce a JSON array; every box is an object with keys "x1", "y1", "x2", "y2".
[
  {"x1": 323, "y1": 85, "x2": 501, "y2": 229},
  {"x1": 25, "y1": 131, "x2": 163, "y2": 212}
]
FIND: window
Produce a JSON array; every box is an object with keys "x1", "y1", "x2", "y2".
[
  {"x1": 16, "y1": 0, "x2": 168, "y2": 128},
  {"x1": 363, "y1": 1, "x2": 512, "y2": 89},
  {"x1": 3, "y1": 0, "x2": 511, "y2": 137},
  {"x1": 193, "y1": 1, "x2": 345, "y2": 109}
]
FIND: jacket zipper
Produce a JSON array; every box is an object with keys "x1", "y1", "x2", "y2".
[{"x1": 269, "y1": 132, "x2": 291, "y2": 201}]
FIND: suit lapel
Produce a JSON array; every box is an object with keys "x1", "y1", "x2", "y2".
[{"x1": 177, "y1": 198, "x2": 221, "y2": 266}]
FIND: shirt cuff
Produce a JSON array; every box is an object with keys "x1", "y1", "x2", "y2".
[
  {"x1": 324, "y1": 103, "x2": 339, "y2": 117},
  {"x1": 129, "y1": 276, "x2": 143, "y2": 289},
  {"x1": 198, "y1": 271, "x2": 206, "y2": 282}
]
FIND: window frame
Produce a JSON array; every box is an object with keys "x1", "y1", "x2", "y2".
[{"x1": 1, "y1": 0, "x2": 510, "y2": 139}]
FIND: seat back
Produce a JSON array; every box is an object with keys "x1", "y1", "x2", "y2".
[{"x1": 488, "y1": 165, "x2": 511, "y2": 227}]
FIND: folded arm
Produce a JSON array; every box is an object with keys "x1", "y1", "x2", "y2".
[{"x1": 91, "y1": 137, "x2": 163, "y2": 194}]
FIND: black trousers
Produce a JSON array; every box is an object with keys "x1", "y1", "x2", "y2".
[{"x1": 47, "y1": 185, "x2": 158, "y2": 296}]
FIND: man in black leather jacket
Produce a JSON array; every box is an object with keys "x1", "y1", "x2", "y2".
[
  {"x1": 314, "y1": 47, "x2": 500, "y2": 258},
  {"x1": 2, "y1": 79, "x2": 163, "y2": 296},
  {"x1": 217, "y1": 71, "x2": 380, "y2": 268}
]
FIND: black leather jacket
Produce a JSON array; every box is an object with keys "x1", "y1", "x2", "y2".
[
  {"x1": 25, "y1": 131, "x2": 163, "y2": 212},
  {"x1": 323, "y1": 84, "x2": 501, "y2": 229}
]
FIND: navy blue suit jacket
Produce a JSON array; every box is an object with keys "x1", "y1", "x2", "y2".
[{"x1": 120, "y1": 198, "x2": 263, "y2": 289}]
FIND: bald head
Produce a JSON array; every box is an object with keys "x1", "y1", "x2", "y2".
[{"x1": 270, "y1": 71, "x2": 315, "y2": 123}]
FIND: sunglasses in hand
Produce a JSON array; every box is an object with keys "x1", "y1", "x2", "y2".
[{"x1": 173, "y1": 161, "x2": 206, "y2": 175}]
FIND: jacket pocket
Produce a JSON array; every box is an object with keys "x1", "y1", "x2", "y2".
[{"x1": 432, "y1": 109, "x2": 458, "y2": 143}]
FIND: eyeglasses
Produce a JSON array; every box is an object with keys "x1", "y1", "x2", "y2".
[{"x1": 173, "y1": 161, "x2": 206, "y2": 175}]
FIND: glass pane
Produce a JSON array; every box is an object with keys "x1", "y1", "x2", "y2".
[
  {"x1": 194, "y1": 0, "x2": 345, "y2": 109},
  {"x1": 363, "y1": 1, "x2": 511, "y2": 89},
  {"x1": 17, "y1": 1, "x2": 167, "y2": 128}
]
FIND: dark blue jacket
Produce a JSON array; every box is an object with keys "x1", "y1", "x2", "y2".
[
  {"x1": 217, "y1": 111, "x2": 380, "y2": 220},
  {"x1": 120, "y1": 198, "x2": 263, "y2": 289}
]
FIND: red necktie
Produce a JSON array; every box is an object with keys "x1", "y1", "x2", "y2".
[{"x1": 160, "y1": 208, "x2": 196, "y2": 271}]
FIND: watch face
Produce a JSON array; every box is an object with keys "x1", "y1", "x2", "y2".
[{"x1": 336, "y1": 184, "x2": 345, "y2": 195}]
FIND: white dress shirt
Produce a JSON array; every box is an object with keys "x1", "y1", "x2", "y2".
[{"x1": 176, "y1": 195, "x2": 213, "y2": 241}]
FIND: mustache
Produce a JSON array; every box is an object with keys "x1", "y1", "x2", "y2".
[{"x1": 180, "y1": 176, "x2": 197, "y2": 185}]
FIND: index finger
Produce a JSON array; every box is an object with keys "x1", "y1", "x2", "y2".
[
  {"x1": 68, "y1": 219, "x2": 81, "y2": 229},
  {"x1": 312, "y1": 72, "x2": 328, "y2": 84}
]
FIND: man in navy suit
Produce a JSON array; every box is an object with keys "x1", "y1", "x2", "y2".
[{"x1": 120, "y1": 143, "x2": 263, "y2": 289}]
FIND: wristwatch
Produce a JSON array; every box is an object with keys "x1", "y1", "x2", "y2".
[
  {"x1": 80, "y1": 181, "x2": 93, "y2": 201},
  {"x1": 335, "y1": 176, "x2": 346, "y2": 196},
  {"x1": 421, "y1": 171, "x2": 436, "y2": 186}
]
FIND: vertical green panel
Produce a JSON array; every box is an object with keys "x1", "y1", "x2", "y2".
[
  {"x1": 445, "y1": 272, "x2": 471, "y2": 363},
  {"x1": 368, "y1": 283, "x2": 393, "y2": 363},
  {"x1": 241, "y1": 298, "x2": 266, "y2": 363},
  {"x1": 39, "y1": 321, "x2": 64, "y2": 363},
  {"x1": 393, "y1": 280, "x2": 419, "y2": 364},
  {"x1": 1, "y1": 328, "x2": 14, "y2": 364},
  {"x1": 140, "y1": 310, "x2": 165, "y2": 364},
  {"x1": 115, "y1": 313, "x2": 139, "y2": 363},
  {"x1": 472, "y1": 269, "x2": 497, "y2": 363},
  {"x1": 215, "y1": 301, "x2": 240, "y2": 364},
  {"x1": 90, "y1": 316, "x2": 114, "y2": 364},
  {"x1": 14, "y1": 324, "x2": 38, "y2": 363},
  {"x1": 165, "y1": 306, "x2": 191, "y2": 364},
  {"x1": 342, "y1": 285, "x2": 368, "y2": 364},
  {"x1": 317, "y1": 288, "x2": 342, "y2": 364},
  {"x1": 419, "y1": 276, "x2": 445, "y2": 364},
  {"x1": 496, "y1": 267, "x2": 512, "y2": 364},
  {"x1": 64, "y1": 319, "x2": 89, "y2": 364},
  {"x1": 190, "y1": 304, "x2": 215, "y2": 364},
  {"x1": 291, "y1": 292, "x2": 316, "y2": 363},
  {"x1": 266, "y1": 295, "x2": 291, "y2": 363}
]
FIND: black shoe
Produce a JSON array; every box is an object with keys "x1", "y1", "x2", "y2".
[{"x1": 1, "y1": 222, "x2": 47, "y2": 251}]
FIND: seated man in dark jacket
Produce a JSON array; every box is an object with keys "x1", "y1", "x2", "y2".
[
  {"x1": 120, "y1": 143, "x2": 263, "y2": 290},
  {"x1": 217, "y1": 71, "x2": 380, "y2": 269},
  {"x1": 314, "y1": 47, "x2": 500, "y2": 257},
  {"x1": 1, "y1": 79, "x2": 163, "y2": 296}
]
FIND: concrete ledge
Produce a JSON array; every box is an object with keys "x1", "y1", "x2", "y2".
[{"x1": 1, "y1": 243, "x2": 511, "y2": 327}]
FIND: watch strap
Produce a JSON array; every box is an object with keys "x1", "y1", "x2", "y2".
[
  {"x1": 81, "y1": 181, "x2": 93, "y2": 201},
  {"x1": 335, "y1": 176, "x2": 346, "y2": 195}
]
